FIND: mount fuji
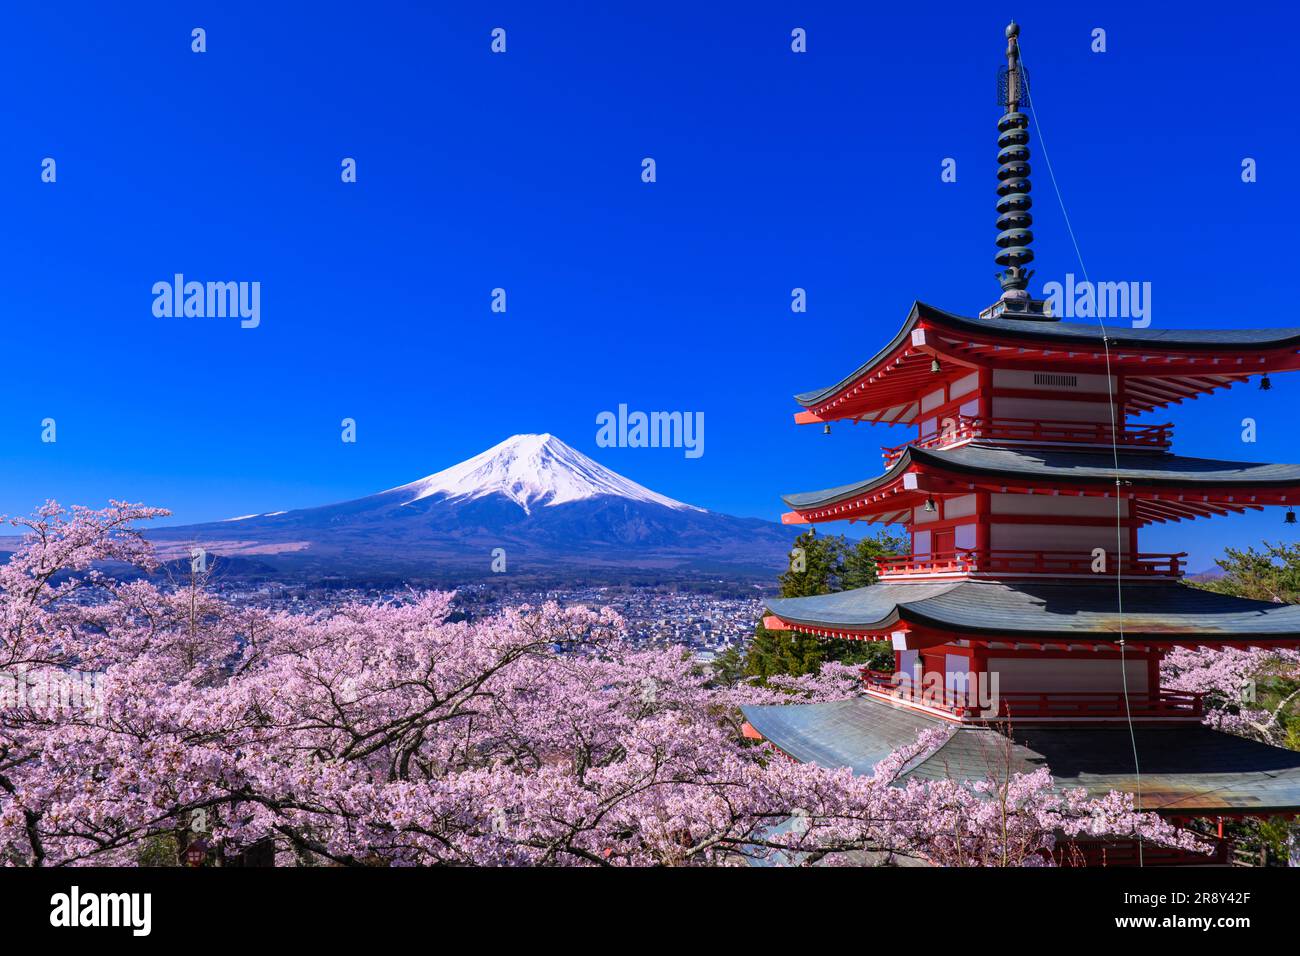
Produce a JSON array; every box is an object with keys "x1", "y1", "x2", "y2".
[
  {"x1": 143, "y1": 434, "x2": 796, "y2": 583},
  {"x1": 386, "y1": 433, "x2": 701, "y2": 515}
]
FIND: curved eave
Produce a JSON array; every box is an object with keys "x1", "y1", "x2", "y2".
[
  {"x1": 765, "y1": 607, "x2": 1300, "y2": 647},
  {"x1": 909, "y1": 445, "x2": 1300, "y2": 489},
  {"x1": 764, "y1": 612, "x2": 905, "y2": 641},
  {"x1": 782, "y1": 445, "x2": 1300, "y2": 525},
  {"x1": 895, "y1": 606, "x2": 1300, "y2": 645},
  {"x1": 741, "y1": 699, "x2": 1300, "y2": 814},
  {"x1": 764, "y1": 613, "x2": 1300, "y2": 650},
  {"x1": 781, "y1": 450, "x2": 916, "y2": 521},
  {"x1": 764, "y1": 581, "x2": 953, "y2": 641},
  {"x1": 793, "y1": 302, "x2": 927, "y2": 408},
  {"x1": 765, "y1": 579, "x2": 1300, "y2": 646},
  {"x1": 795, "y1": 301, "x2": 1300, "y2": 422}
]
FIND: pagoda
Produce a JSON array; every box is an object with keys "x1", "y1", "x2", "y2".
[{"x1": 743, "y1": 21, "x2": 1300, "y2": 864}]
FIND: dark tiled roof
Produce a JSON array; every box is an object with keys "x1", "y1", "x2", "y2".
[
  {"x1": 743, "y1": 698, "x2": 941, "y2": 775},
  {"x1": 1009, "y1": 726, "x2": 1300, "y2": 812},
  {"x1": 741, "y1": 697, "x2": 1300, "y2": 812},
  {"x1": 922, "y1": 444, "x2": 1300, "y2": 485},
  {"x1": 766, "y1": 580, "x2": 959, "y2": 630},
  {"x1": 766, "y1": 578, "x2": 1300, "y2": 639},
  {"x1": 794, "y1": 301, "x2": 1300, "y2": 407},
  {"x1": 782, "y1": 444, "x2": 1300, "y2": 509}
]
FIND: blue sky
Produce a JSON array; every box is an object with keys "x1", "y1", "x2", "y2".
[{"x1": 3, "y1": 2, "x2": 1298, "y2": 570}]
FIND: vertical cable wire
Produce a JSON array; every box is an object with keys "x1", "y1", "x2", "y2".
[{"x1": 1020, "y1": 59, "x2": 1144, "y2": 866}]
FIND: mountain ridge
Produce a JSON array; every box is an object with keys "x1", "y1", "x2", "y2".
[{"x1": 135, "y1": 434, "x2": 794, "y2": 582}]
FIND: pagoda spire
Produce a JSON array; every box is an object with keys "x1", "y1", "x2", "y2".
[{"x1": 995, "y1": 20, "x2": 1034, "y2": 296}]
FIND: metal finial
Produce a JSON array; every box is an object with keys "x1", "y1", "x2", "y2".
[{"x1": 996, "y1": 21, "x2": 1034, "y2": 293}]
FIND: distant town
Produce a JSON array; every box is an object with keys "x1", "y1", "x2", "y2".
[{"x1": 201, "y1": 578, "x2": 770, "y2": 660}]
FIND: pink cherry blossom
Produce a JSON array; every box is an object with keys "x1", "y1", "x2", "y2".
[
  {"x1": 1163, "y1": 644, "x2": 1300, "y2": 745},
  {"x1": 0, "y1": 502, "x2": 1207, "y2": 866}
]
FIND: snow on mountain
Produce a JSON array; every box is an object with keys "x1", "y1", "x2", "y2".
[
  {"x1": 385, "y1": 433, "x2": 703, "y2": 515},
  {"x1": 136, "y1": 432, "x2": 794, "y2": 581}
]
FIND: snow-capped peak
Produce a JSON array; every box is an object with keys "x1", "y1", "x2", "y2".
[{"x1": 386, "y1": 434, "x2": 704, "y2": 514}]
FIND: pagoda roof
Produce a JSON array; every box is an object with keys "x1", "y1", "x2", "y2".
[
  {"x1": 784, "y1": 445, "x2": 1300, "y2": 511},
  {"x1": 764, "y1": 578, "x2": 1300, "y2": 644},
  {"x1": 740, "y1": 697, "x2": 1300, "y2": 813},
  {"x1": 795, "y1": 301, "x2": 1300, "y2": 420}
]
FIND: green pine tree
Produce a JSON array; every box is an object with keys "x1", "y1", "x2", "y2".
[
  {"x1": 1196, "y1": 541, "x2": 1300, "y2": 604},
  {"x1": 1192, "y1": 540, "x2": 1300, "y2": 863},
  {"x1": 744, "y1": 529, "x2": 905, "y2": 680},
  {"x1": 710, "y1": 643, "x2": 746, "y2": 687},
  {"x1": 842, "y1": 530, "x2": 910, "y2": 590},
  {"x1": 776, "y1": 528, "x2": 847, "y2": 596}
]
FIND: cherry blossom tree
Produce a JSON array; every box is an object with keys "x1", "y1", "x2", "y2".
[
  {"x1": 1162, "y1": 645, "x2": 1300, "y2": 746},
  {"x1": 1161, "y1": 644, "x2": 1300, "y2": 863},
  {"x1": 1, "y1": 502, "x2": 1203, "y2": 867}
]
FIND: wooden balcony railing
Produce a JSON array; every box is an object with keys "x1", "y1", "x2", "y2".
[
  {"x1": 1053, "y1": 838, "x2": 1228, "y2": 867},
  {"x1": 995, "y1": 691, "x2": 1203, "y2": 719},
  {"x1": 874, "y1": 549, "x2": 1187, "y2": 579},
  {"x1": 881, "y1": 416, "x2": 1173, "y2": 465},
  {"x1": 861, "y1": 670, "x2": 974, "y2": 715},
  {"x1": 860, "y1": 670, "x2": 1203, "y2": 721}
]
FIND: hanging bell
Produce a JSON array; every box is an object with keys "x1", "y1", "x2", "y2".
[
  {"x1": 823, "y1": 423, "x2": 831, "y2": 435},
  {"x1": 1286, "y1": 508, "x2": 1296, "y2": 525},
  {"x1": 1260, "y1": 374, "x2": 1273, "y2": 391},
  {"x1": 924, "y1": 497, "x2": 937, "y2": 513},
  {"x1": 930, "y1": 358, "x2": 942, "y2": 374}
]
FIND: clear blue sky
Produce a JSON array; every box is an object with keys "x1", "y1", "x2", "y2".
[{"x1": 3, "y1": 2, "x2": 1298, "y2": 571}]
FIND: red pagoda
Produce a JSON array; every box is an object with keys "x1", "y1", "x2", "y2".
[{"x1": 743, "y1": 21, "x2": 1300, "y2": 864}]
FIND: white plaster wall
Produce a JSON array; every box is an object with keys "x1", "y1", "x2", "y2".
[
  {"x1": 945, "y1": 653, "x2": 971, "y2": 693},
  {"x1": 992, "y1": 494, "x2": 1128, "y2": 518},
  {"x1": 921, "y1": 388, "x2": 946, "y2": 413},
  {"x1": 990, "y1": 523, "x2": 1128, "y2": 555},
  {"x1": 987, "y1": 657, "x2": 1145, "y2": 693},
  {"x1": 950, "y1": 372, "x2": 979, "y2": 399},
  {"x1": 991, "y1": 397, "x2": 1114, "y2": 423},
  {"x1": 946, "y1": 494, "x2": 977, "y2": 518},
  {"x1": 897, "y1": 649, "x2": 920, "y2": 683}
]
